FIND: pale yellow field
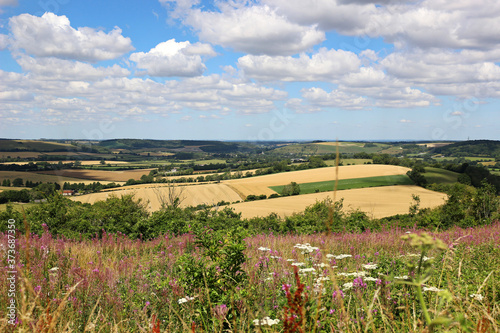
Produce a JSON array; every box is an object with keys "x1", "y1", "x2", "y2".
[
  {"x1": 314, "y1": 142, "x2": 364, "y2": 147},
  {"x1": 417, "y1": 143, "x2": 452, "y2": 148},
  {"x1": 223, "y1": 164, "x2": 410, "y2": 197},
  {"x1": 71, "y1": 183, "x2": 242, "y2": 211},
  {"x1": 228, "y1": 185, "x2": 447, "y2": 219},
  {"x1": 0, "y1": 186, "x2": 26, "y2": 193},
  {"x1": 36, "y1": 168, "x2": 154, "y2": 182}
]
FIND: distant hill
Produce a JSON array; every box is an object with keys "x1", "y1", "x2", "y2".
[
  {"x1": 0, "y1": 139, "x2": 76, "y2": 152},
  {"x1": 98, "y1": 139, "x2": 248, "y2": 153},
  {"x1": 432, "y1": 140, "x2": 500, "y2": 158}
]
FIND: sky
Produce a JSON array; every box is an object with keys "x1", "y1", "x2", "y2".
[{"x1": 0, "y1": 0, "x2": 499, "y2": 142}]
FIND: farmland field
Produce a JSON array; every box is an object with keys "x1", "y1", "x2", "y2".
[
  {"x1": 229, "y1": 185, "x2": 447, "y2": 219},
  {"x1": 35, "y1": 168, "x2": 155, "y2": 182},
  {"x1": 224, "y1": 164, "x2": 410, "y2": 197},
  {"x1": 270, "y1": 174, "x2": 413, "y2": 194},
  {"x1": 72, "y1": 183, "x2": 242, "y2": 211},
  {"x1": 325, "y1": 158, "x2": 372, "y2": 166},
  {"x1": 271, "y1": 141, "x2": 391, "y2": 155},
  {"x1": 0, "y1": 186, "x2": 25, "y2": 192},
  {"x1": 0, "y1": 171, "x2": 101, "y2": 185},
  {"x1": 424, "y1": 167, "x2": 459, "y2": 184},
  {"x1": 0, "y1": 160, "x2": 130, "y2": 166}
]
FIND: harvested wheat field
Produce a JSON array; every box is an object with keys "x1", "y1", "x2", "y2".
[
  {"x1": 228, "y1": 185, "x2": 447, "y2": 219},
  {"x1": 36, "y1": 168, "x2": 154, "y2": 182},
  {"x1": 224, "y1": 164, "x2": 410, "y2": 197},
  {"x1": 71, "y1": 183, "x2": 242, "y2": 211}
]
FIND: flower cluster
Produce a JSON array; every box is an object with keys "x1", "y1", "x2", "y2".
[
  {"x1": 253, "y1": 317, "x2": 280, "y2": 326},
  {"x1": 294, "y1": 243, "x2": 319, "y2": 254},
  {"x1": 327, "y1": 254, "x2": 352, "y2": 260},
  {"x1": 178, "y1": 296, "x2": 195, "y2": 304}
]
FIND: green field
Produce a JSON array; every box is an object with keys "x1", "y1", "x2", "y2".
[
  {"x1": 0, "y1": 202, "x2": 36, "y2": 212},
  {"x1": 270, "y1": 174, "x2": 414, "y2": 195},
  {"x1": 433, "y1": 156, "x2": 495, "y2": 162},
  {"x1": 325, "y1": 158, "x2": 372, "y2": 166},
  {"x1": 272, "y1": 142, "x2": 390, "y2": 155},
  {"x1": 424, "y1": 167, "x2": 459, "y2": 184}
]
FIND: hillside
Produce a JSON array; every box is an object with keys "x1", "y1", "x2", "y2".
[
  {"x1": 98, "y1": 139, "x2": 249, "y2": 153},
  {"x1": 0, "y1": 139, "x2": 76, "y2": 152},
  {"x1": 432, "y1": 140, "x2": 500, "y2": 158}
]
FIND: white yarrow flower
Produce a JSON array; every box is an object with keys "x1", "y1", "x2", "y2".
[
  {"x1": 291, "y1": 262, "x2": 306, "y2": 266},
  {"x1": 334, "y1": 254, "x2": 352, "y2": 260},
  {"x1": 298, "y1": 267, "x2": 316, "y2": 274},
  {"x1": 343, "y1": 282, "x2": 354, "y2": 290},
  {"x1": 338, "y1": 271, "x2": 367, "y2": 277},
  {"x1": 253, "y1": 317, "x2": 280, "y2": 326},
  {"x1": 364, "y1": 277, "x2": 378, "y2": 282},
  {"x1": 362, "y1": 264, "x2": 378, "y2": 270},
  {"x1": 258, "y1": 247, "x2": 271, "y2": 251},
  {"x1": 470, "y1": 294, "x2": 484, "y2": 301}
]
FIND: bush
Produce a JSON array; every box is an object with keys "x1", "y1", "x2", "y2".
[{"x1": 282, "y1": 182, "x2": 300, "y2": 196}]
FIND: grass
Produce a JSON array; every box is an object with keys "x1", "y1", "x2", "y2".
[
  {"x1": 424, "y1": 167, "x2": 459, "y2": 184},
  {"x1": 433, "y1": 156, "x2": 496, "y2": 162},
  {"x1": 0, "y1": 202, "x2": 36, "y2": 212},
  {"x1": 269, "y1": 174, "x2": 414, "y2": 195},
  {"x1": 1, "y1": 223, "x2": 499, "y2": 332}
]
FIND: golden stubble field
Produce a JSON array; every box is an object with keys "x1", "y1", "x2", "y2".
[
  {"x1": 228, "y1": 185, "x2": 447, "y2": 219},
  {"x1": 223, "y1": 164, "x2": 411, "y2": 197},
  {"x1": 71, "y1": 183, "x2": 242, "y2": 211}
]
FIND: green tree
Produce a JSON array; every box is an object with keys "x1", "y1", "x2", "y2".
[
  {"x1": 12, "y1": 178, "x2": 23, "y2": 187},
  {"x1": 407, "y1": 168, "x2": 427, "y2": 187},
  {"x1": 282, "y1": 181, "x2": 300, "y2": 196}
]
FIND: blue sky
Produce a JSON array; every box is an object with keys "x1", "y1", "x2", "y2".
[{"x1": 1, "y1": 0, "x2": 499, "y2": 141}]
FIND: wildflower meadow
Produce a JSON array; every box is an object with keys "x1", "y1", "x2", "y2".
[{"x1": 1, "y1": 219, "x2": 499, "y2": 332}]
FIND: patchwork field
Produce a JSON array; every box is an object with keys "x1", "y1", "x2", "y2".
[
  {"x1": 229, "y1": 185, "x2": 447, "y2": 219},
  {"x1": 0, "y1": 171, "x2": 101, "y2": 185},
  {"x1": 0, "y1": 160, "x2": 130, "y2": 166},
  {"x1": 71, "y1": 183, "x2": 242, "y2": 211},
  {"x1": 36, "y1": 168, "x2": 154, "y2": 182},
  {"x1": 224, "y1": 164, "x2": 410, "y2": 197}
]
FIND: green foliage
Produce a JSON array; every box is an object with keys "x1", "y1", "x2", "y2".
[
  {"x1": 12, "y1": 177, "x2": 23, "y2": 187},
  {"x1": 407, "y1": 167, "x2": 428, "y2": 186},
  {"x1": 281, "y1": 181, "x2": 300, "y2": 196},
  {"x1": 177, "y1": 226, "x2": 248, "y2": 307}
]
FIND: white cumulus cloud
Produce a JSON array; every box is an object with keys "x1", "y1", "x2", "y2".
[
  {"x1": 9, "y1": 12, "x2": 134, "y2": 62},
  {"x1": 184, "y1": 4, "x2": 324, "y2": 55},
  {"x1": 238, "y1": 48, "x2": 361, "y2": 82},
  {"x1": 130, "y1": 39, "x2": 215, "y2": 77}
]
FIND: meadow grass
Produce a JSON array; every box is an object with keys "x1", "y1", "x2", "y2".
[
  {"x1": 424, "y1": 167, "x2": 459, "y2": 185},
  {"x1": 270, "y1": 175, "x2": 413, "y2": 195},
  {"x1": 1, "y1": 222, "x2": 499, "y2": 332}
]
